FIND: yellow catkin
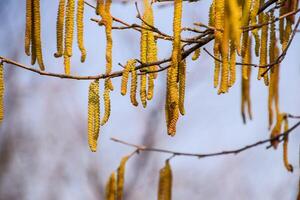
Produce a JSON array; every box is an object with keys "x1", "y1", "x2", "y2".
[
  {"x1": 87, "y1": 80, "x2": 100, "y2": 152},
  {"x1": 33, "y1": 0, "x2": 45, "y2": 71},
  {"x1": 179, "y1": 59, "x2": 186, "y2": 115},
  {"x1": 130, "y1": 61, "x2": 138, "y2": 107},
  {"x1": 228, "y1": 40, "x2": 236, "y2": 87},
  {"x1": 250, "y1": 0, "x2": 260, "y2": 57},
  {"x1": 158, "y1": 160, "x2": 172, "y2": 200},
  {"x1": 283, "y1": 20, "x2": 292, "y2": 50},
  {"x1": 258, "y1": 13, "x2": 269, "y2": 86},
  {"x1": 213, "y1": 0, "x2": 224, "y2": 89},
  {"x1": 282, "y1": 116, "x2": 293, "y2": 172},
  {"x1": 25, "y1": 0, "x2": 32, "y2": 56},
  {"x1": 0, "y1": 62, "x2": 4, "y2": 122},
  {"x1": 191, "y1": 48, "x2": 200, "y2": 61},
  {"x1": 116, "y1": 156, "x2": 129, "y2": 200},
  {"x1": 270, "y1": 113, "x2": 284, "y2": 149},
  {"x1": 76, "y1": 0, "x2": 86, "y2": 62},
  {"x1": 241, "y1": 37, "x2": 252, "y2": 123},
  {"x1": 218, "y1": 9, "x2": 229, "y2": 94},
  {"x1": 166, "y1": 0, "x2": 182, "y2": 136},
  {"x1": 106, "y1": 172, "x2": 116, "y2": 200},
  {"x1": 121, "y1": 60, "x2": 133, "y2": 96},
  {"x1": 64, "y1": 54, "x2": 71, "y2": 75},
  {"x1": 31, "y1": 30, "x2": 37, "y2": 65},
  {"x1": 241, "y1": 0, "x2": 252, "y2": 57},
  {"x1": 208, "y1": 1, "x2": 215, "y2": 27},
  {"x1": 140, "y1": 74, "x2": 147, "y2": 108},
  {"x1": 227, "y1": 0, "x2": 242, "y2": 53},
  {"x1": 65, "y1": 0, "x2": 75, "y2": 58},
  {"x1": 54, "y1": 0, "x2": 65, "y2": 58},
  {"x1": 101, "y1": 81, "x2": 111, "y2": 126}
]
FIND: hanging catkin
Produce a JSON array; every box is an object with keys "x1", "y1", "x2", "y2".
[
  {"x1": 76, "y1": 0, "x2": 86, "y2": 62},
  {"x1": 54, "y1": 0, "x2": 65, "y2": 58},
  {"x1": 240, "y1": 0, "x2": 252, "y2": 57},
  {"x1": 228, "y1": 40, "x2": 236, "y2": 87},
  {"x1": 65, "y1": 0, "x2": 75, "y2": 57},
  {"x1": 106, "y1": 172, "x2": 116, "y2": 200},
  {"x1": 241, "y1": 37, "x2": 252, "y2": 123},
  {"x1": 25, "y1": 0, "x2": 32, "y2": 56},
  {"x1": 116, "y1": 156, "x2": 129, "y2": 200},
  {"x1": 0, "y1": 62, "x2": 4, "y2": 122},
  {"x1": 158, "y1": 160, "x2": 172, "y2": 200},
  {"x1": 258, "y1": 13, "x2": 269, "y2": 86},
  {"x1": 282, "y1": 116, "x2": 293, "y2": 172},
  {"x1": 64, "y1": 0, "x2": 75, "y2": 74},
  {"x1": 87, "y1": 80, "x2": 100, "y2": 152},
  {"x1": 101, "y1": 81, "x2": 111, "y2": 126},
  {"x1": 250, "y1": 0, "x2": 260, "y2": 57},
  {"x1": 270, "y1": 113, "x2": 284, "y2": 149},
  {"x1": 120, "y1": 60, "x2": 133, "y2": 96},
  {"x1": 97, "y1": 0, "x2": 114, "y2": 126},
  {"x1": 166, "y1": 0, "x2": 182, "y2": 136},
  {"x1": 130, "y1": 61, "x2": 138, "y2": 107},
  {"x1": 179, "y1": 59, "x2": 186, "y2": 115},
  {"x1": 227, "y1": 0, "x2": 242, "y2": 53},
  {"x1": 33, "y1": 0, "x2": 45, "y2": 71},
  {"x1": 191, "y1": 48, "x2": 200, "y2": 61}
]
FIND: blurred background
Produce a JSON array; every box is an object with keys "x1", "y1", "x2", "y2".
[{"x1": 0, "y1": 0, "x2": 299, "y2": 199}]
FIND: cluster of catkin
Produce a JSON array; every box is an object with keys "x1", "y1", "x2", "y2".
[
  {"x1": 54, "y1": 0, "x2": 86, "y2": 75},
  {"x1": 96, "y1": 0, "x2": 114, "y2": 126},
  {"x1": 165, "y1": 0, "x2": 186, "y2": 136},
  {"x1": 105, "y1": 156, "x2": 129, "y2": 200},
  {"x1": 105, "y1": 155, "x2": 173, "y2": 200},
  {"x1": 25, "y1": 0, "x2": 45, "y2": 71}
]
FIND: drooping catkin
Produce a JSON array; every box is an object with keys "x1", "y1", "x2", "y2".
[
  {"x1": 228, "y1": 40, "x2": 236, "y2": 87},
  {"x1": 76, "y1": 0, "x2": 86, "y2": 62},
  {"x1": 218, "y1": 10, "x2": 229, "y2": 94},
  {"x1": 270, "y1": 113, "x2": 284, "y2": 149},
  {"x1": 191, "y1": 48, "x2": 200, "y2": 61},
  {"x1": 241, "y1": 37, "x2": 252, "y2": 124},
  {"x1": 65, "y1": 0, "x2": 75, "y2": 58},
  {"x1": 258, "y1": 13, "x2": 269, "y2": 86},
  {"x1": 166, "y1": 0, "x2": 182, "y2": 136},
  {"x1": 87, "y1": 80, "x2": 100, "y2": 152},
  {"x1": 282, "y1": 116, "x2": 293, "y2": 172},
  {"x1": 25, "y1": 0, "x2": 32, "y2": 56},
  {"x1": 240, "y1": 0, "x2": 252, "y2": 57},
  {"x1": 64, "y1": 54, "x2": 71, "y2": 75},
  {"x1": 121, "y1": 60, "x2": 134, "y2": 96},
  {"x1": 158, "y1": 160, "x2": 172, "y2": 200},
  {"x1": 227, "y1": 0, "x2": 242, "y2": 53},
  {"x1": 54, "y1": 0, "x2": 65, "y2": 58},
  {"x1": 250, "y1": 0, "x2": 260, "y2": 57},
  {"x1": 116, "y1": 156, "x2": 129, "y2": 200},
  {"x1": 130, "y1": 61, "x2": 138, "y2": 107},
  {"x1": 0, "y1": 62, "x2": 4, "y2": 122},
  {"x1": 140, "y1": 74, "x2": 147, "y2": 108},
  {"x1": 101, "y1": 80, "x2": 111, "y2": 126},
  {"x1": 33, "y1": 0, "x2": 45, "y2": 71},
  {"x1": 106, "y1": 172, "x2": 117, "y2": 200},
  {"x1": 179, "y1": 59, "x2": 186, "y2": 115}
]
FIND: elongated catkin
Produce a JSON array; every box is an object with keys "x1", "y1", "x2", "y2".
[
  {"x1": 106, "y1": 172, "x2": 116, "y2": 200},
  {"x1": 76, "y1": 0, "x2": 86, "y2": 62},
  {"x1": 179, "y1": 59, "x2": 186, "y2": 115},
  {"x1": 258, "y1": 13, "x2": 269, "y2": 85},
  {"x1": 158, "y1": 160, "x2": 172, "y2": 200},
  {"x1": 282, "y1": 116, "x2": 293, "y2": 172},
  {"x1": 228, "y1": 40, "x2": 236, "y2": 87},
  {"x1": 117, "y1": 156, "x2": 129, "y2": 200},
  {"x1": 166, "y1": 0, "x2": 182, "y2": 136},
  {"x1": 87, "y1": 80, "x2": 100, "y2": 152},
  {"x1": 33, "y1": 0, "x2": 45, "y2": 71},
  {"x1": 54, "y1": 0, "x2": 65, "y2": 58},
  {"x1": 130, "y1": 61, "x2": 138, "y2": 107},
  {"x1": 250, "y1": 0, "x2": 260, "y2": 56},
  {"x1": 121, "y1": 60, "x2": 133, "y2": 96},
  {"x1": 25, "y1": 0, "x2": 32, "y2": 56},
  {"x1": 101, "y1": 80, "x2": 111, "y2": 126},
  {"x1": 65, "y1": 0, "x2": 75, "y2": 58},
  {"x1": 0, "y1": 62, "x2": 4, "y2": 122}
]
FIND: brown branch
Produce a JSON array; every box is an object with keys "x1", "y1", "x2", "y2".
[
  {"x1": 0, "y1": 34, "x2": 214, "y2": 81},
  {"x1": 111, "y1": 120, "x2": 300, "y2": 159}
]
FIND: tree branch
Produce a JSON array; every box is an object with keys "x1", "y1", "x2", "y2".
[{"x1": 111, "y1": 120, "x2": 300, "y2": 159}]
